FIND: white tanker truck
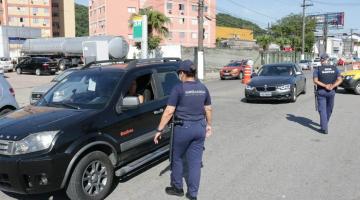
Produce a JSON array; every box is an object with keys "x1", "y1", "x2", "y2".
[{"x1": 21, "y1": 36, "x2": 129, "y2": 70}]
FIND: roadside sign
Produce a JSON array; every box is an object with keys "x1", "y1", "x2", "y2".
[{"x1": 133, "y1": 16, "x2": 143, "y2": 42}]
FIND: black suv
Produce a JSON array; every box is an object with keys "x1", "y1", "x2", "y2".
[
  {"x1": 0, "y1": 58, "x2": 181, "y2": 200},
  {"x1": 16, "y1": 57, "x2": 58, "y2": 76}
]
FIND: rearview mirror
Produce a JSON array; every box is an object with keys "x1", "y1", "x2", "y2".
[{"x1": 122, "y1": 96, "x2": 140, "y2": 110}]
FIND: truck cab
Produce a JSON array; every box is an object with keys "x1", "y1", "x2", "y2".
[{"x1": 0, "y1": 58, "x2": 181, "y2": 200}]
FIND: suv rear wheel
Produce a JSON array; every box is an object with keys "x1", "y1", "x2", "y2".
[
  {"x1": 66, "y1": 151, "x2": 114, "y2": 200},
  {"x1": 35, "y1": 68, "x2": 41, "y2": 76},
  {"x1": 355, "y1": 81, "x2": 360, "y2": 95},
  {"x1": 16, "y1": 68, "x2": 22, "y2": 74}
]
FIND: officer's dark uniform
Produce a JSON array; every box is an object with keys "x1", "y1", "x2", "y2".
[
  {"x1": 313, "y1": 63, "x2": 340, "y2": 133},
  {"x1": 167, "y1": 67, "x2": 211, "y2": 198}
]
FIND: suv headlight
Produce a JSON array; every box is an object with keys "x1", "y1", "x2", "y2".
[
  {"x1": 14, "y1": 131, "x2": 59, "y2": 155},
  {"x1": 246, "y1": 85, "x2": 255, "y2": 90},
  {"x1": 277, "y1": 84, "x2": 291, "y2": 91}
]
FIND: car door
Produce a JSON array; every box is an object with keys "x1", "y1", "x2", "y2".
[
  {"x1": 19, "y1": 58, "x2": 31, "y2": 72},
  {"x1": 294, "y1": 65, "x2": 306, "y2": 93},
  {"x1": 104, "y1": 69, "x2": 167, "y2": 164}
]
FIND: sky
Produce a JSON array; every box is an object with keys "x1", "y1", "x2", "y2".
[{"x1": 75, "y1": 0, "x2": 360, "y2": 34}]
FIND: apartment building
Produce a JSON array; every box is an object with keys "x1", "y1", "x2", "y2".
[
  {"x1": 89, "y1": 0, "x2": 216, "y2": 47},
  {"x1": 0, "y1": 0, "x2": 75, "y2": 38},
  {"x1": 52, "y1": 0, "x2": 75, "y2": 37}
]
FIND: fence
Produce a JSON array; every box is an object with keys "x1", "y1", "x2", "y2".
[{"x1": 261, "y1": 51, "x2": 314, "y2": 66}]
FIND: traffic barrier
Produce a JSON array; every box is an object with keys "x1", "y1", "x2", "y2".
[{"x1": 242, "y1": 65, "x2": 252, "y2": 84}]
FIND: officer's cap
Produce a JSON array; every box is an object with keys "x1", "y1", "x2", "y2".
[
  {"x1": 178, "y1": 60, "x2": 196, "y2": 73},
  {"x1": 320, "y1": 53, "x2": 329, "y2": 60}
]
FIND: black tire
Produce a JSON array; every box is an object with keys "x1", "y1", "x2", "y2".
[
  {"x1": 290, "y1": 86, "x2": 297, "y2": 103},
  {"x1": 16, "y1": 68, "x2": 22, "y2": 74},
  {"x1": 50, "y1": 72, "x2": 56, "y2": 75},
  {"x1": 59, "y1": 60, "x2": 67, "y2": 71},
  {"x1": 0, "y1": 108, "x2": 14, "y2": 116},
  {"x1": 220, "y1": 77, "x2": 225, "y2": 80},
  {"x1": 302, "y1": 82, "x2": 307, "y2": 95},
  {"x1": 66, "y1": 151, "x2": 114, "y2": 200},
  {"x1": 354, "y1": 81, "x2": 360, "y2": 95},
  {"x1": 35, "y1": 68, "x2": 41, "y2": 76}
]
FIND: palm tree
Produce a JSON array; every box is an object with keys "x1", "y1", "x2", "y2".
[
  {"x1": 256, "y1": 35, "x2": 272, "y2": 51},
  {"x1": 130, "y1": 7, "x2": 170, "y2": 50},
  {"x1": 275, "y1": 37, "x2": 291, "y2": 50}
]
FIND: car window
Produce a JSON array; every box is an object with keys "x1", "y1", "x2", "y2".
[
  {"x1": 35, "y1": 58, "x2": 52, "y2": 63},
  {"x1": 53, "y1": 70, "x2": 75, "y2": 82},
  {"x1": 124, "y1": 73, "x2": 155, "y2": 105},
  {"x1": 157, "y1": 71, "x2": 180, "y2": 97},
  {"x1": 40, "y1": 70, "x2": 123, "y2": 109}
]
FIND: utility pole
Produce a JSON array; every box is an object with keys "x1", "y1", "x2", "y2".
[
  {"x1": 323, "y1": 14, "x2": 328, "y2": 55},
  {"x1": 301, "y1": 0, "x2": 313, "y2": 60},
  {"x1": 350, "y1": 28, "x2": 354, "y2": 57},
  {"x1": 197, "y1": 0, "x2": 204, "y2": 80}
]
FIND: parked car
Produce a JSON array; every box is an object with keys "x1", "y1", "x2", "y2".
[
  {"x1": 337, "y1": 58, "x2": 346, "y2": 66},
  {"x1": 15, "y1": 57, "x2": 58, "y2": 76},
  {"x1": 298, "y1": 59, "x2": 312, "y2": 70},
  {"x1": 220, "y1": 60, "x2": 247, "y2": 80},
  {"x1": 329, "y1": 57, "x2": 338, "y2": 66},
  {"x1": 30, "y1": 68, "x2": 79, "y2": 104},
  {"x1": 340, "y1": 69, "x2": 360, "y2": 95},
  {"x1": 312, "y1": 58, "x2": 322, "y2": 68},
  {"x1": 0, "y1": 58, "x2": 181, "y2": 200},
  {"x1": 0, "y1": 74, "x2": 19, "y2": 116},
  {"x1": 245, "y1": 63, "x2": 306, "y2": 102},
  {"x1": 0, "y1": 57, "x2": 13, "y2": 72}
]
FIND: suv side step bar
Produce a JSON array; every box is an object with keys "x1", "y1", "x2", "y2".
[{"x1": 115, "y1": 145, "x2": 169, "y2": 177}]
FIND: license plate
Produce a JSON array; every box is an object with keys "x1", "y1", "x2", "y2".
[
  {"x1": 223, "y1": 73, "x2": 230, "y2": 75},
  {"x1": 51, "y1": 69, "x2": 56, "y2": 71},
  {"x1": 260, "y1": 92, "x2": 272, "y2": 97}
]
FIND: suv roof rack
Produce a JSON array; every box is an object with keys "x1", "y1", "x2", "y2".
[
  {"x1": 81, "y1": 58, "x2": 134, "y2": 69},
  {"x1": 126, "y1": 57, "x2": 182, "y2": 69}
]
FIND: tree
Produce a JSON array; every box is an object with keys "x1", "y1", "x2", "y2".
[
  {"x1": 131, "y1": 7, "x2": 170, "y2": 50},
  {"x1": 256, "y1": 35, "x2": 272, "y2": 51},
  {"x1": 275, "y1": 37, "x2": 291, "y2": 50},
  {"x1": 270, "y1": 14, "x2": 316, "y2": 52},
  {"x1": 75, "y1": 4, "x2": 89, "y2": 37}
]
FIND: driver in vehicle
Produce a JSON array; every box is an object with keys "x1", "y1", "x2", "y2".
[{"x1": 127, "y1": 80, "x2": 145, "y2": 104}]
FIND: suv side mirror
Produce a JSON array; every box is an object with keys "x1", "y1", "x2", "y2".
[
  {"x1": 295, "y1": 71, "x2": 302, "y2": 76},
  {"x1": 122, "y1": 96, "x2": 140, "y2": 110}
]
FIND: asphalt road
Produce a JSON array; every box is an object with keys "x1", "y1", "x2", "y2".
[{"x1": 1, "y1": 71, "x2": 360, "y2": 200}]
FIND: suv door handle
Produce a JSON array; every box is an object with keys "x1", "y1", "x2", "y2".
[{"x1": 153, "y1": 108, "x2": 164, "y2": 115}]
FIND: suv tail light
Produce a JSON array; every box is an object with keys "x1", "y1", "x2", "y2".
[
  {"x1": 42, "y1": 63, "x2": 49, "y2": 69},
  {"x1": 9, "y1": 88, "x2": 15, "y2": 97}
]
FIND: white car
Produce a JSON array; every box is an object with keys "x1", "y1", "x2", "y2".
[
  {"x1": 298, "y1": 60, "x2": 312, "y2": 70},
  {"x1": 0, "y1": 74, "x2": 19, "y2": 116},
  {"x1": 0, "y1": 57, "x2": 14, "y2": 72},
  {"x1": 312, "y1": 58, "x2": 322, "y2": 68}
]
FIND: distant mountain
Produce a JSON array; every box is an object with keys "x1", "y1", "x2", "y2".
[
  {"x1": 216, "y1": 13, "x2": 266, "y2": 36},
  {"x1": 75, "y1": 3, "x2": 89, "y2": 37}
]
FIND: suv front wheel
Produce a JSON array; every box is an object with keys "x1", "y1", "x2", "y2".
[{"x1": 66, "y1": 151, "x2": 114, "y2": 200}]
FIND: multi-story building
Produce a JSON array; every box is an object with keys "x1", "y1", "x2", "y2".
[
  {"x1": 89, "y1": 0, "x2": 216, "y2": 47},
  {"x1": 0, "y1": 0, "x2": 75, "y2": 38},
  {"x1": 52, "y1": 0, "x2": 75, "y2": 37}
]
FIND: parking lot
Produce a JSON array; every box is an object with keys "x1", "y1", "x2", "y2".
[{"x1": 1, "y1": 70, "x2": 360, "y2": 200}]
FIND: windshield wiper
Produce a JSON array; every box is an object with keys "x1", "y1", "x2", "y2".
[{"x1": 48, "y1": 102, "x2": 80, "y2": 110}]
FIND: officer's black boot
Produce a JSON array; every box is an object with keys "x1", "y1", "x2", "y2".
[
  {"x1": 165, "y1": 186, "x2": 184, "y2": 197},
  {"x1": 186, "y1": 192, "x2": 197, "y2": 200}
]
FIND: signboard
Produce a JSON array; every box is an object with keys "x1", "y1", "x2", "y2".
[
  {"x1": 310, "y1": 12, "x2": 345, "y2": 30},
  {"x1": 133, "y1": 16, "x2": 143, "y2": 42}
]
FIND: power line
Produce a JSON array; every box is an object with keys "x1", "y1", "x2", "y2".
[
  {"x1": 311, "y1": 0, "x2": 360, "y2": 6},
  {"x1": 224, "y1": 0, "x2": 278, "y2": 21}
]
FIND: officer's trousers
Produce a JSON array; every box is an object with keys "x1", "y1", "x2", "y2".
[
  {"x1": 171, "y1": 119, "x2": 206, "y2": 197},
  {"x1": 317, "y1": 89, "x2": 336, "y2": 131}
]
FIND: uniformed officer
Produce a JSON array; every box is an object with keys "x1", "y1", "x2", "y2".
[
  {"x1": 154, "y1": 60, "x2": 212, "y2": 200},
  {"x1": 313, "y1": 54, "x2": 342, "y2": 134}
]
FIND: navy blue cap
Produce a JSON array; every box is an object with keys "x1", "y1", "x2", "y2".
[
  {"x1": 178, "y1": 60, "x2": 195, "y2": 72},
  {"x1": 320, "y1": 53, "x2": 329, "y2": 60}
]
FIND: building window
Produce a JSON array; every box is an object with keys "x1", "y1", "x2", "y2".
[
  {"x1": 128, "y1": 7, "x2": 136, "y2": 13},
  {"x1": 204, "y1": 33, "x2": 209, "y2": 39},
  {"x1": 191, "y1": 19, "x2": 197, "y2": 25},
  {"x1": 192, "y1": 5, "x2": 197, "y2": 11},
  {"x1": 179, "y1": 32, "x2": 185, "y2": 38},
  {"x1": 33, "y1": 18, "x2": 39, "y2": 23},
  {"x1": 191, "y1": 32, "x2": 197, "y2": 39},
  {"x1": 128, "y1": 34, "x2": 133, "y2": 39},
  {"x1": 33, "y1": 7, "x2": 38, "y2": 14},
  {"x1": 167, "y1": 2, "x2": 172, "y2": 10},
  {"x1": 204, "y1": 5, "x2": 208, "y2": 12},
  {"x1": 44, "y1": 8, "x2": 49, "y2": 13},
  {"x1": 168, "y1": 32, "x2": 172, "y2": 38},
  {"x1": 179, "y1": 18, "x2": 185, "y2": 24},
  {"x1": 20, "y1": 17, "x2": 24, "y2": 23},
  {"x1": 179, "y1": 4, "x2": 185, "y2": 11}
]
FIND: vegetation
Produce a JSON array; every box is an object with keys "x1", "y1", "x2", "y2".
[
  {"x1": 216, "y1": 13, "x2": 266, "y2": 37},
  {"x1": 132, "y1": 7, "x2": 170, "y2": 50},
  {"x1": 256, "y1": 35, "x2": 272, "y2": 50},
  {"x1": 270, "y1": 14, "x2": 316, "y2": 52},
  {"x1": 75, "y1": 3, "x2": 89, "y2": 37}
]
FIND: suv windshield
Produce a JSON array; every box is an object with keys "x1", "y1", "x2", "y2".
[
  {"x1": 258, "y1": 65, "x2": 294, "y2": 77},
  {"x1": 40, "y1": 69, "x2": 123, "y2": 109},
  {"x1": 52, "y1": 69, "x2": 76, "y2": 82},
  {"x1": 300, "y1": 60, "x2": 309, "y2": 63}
]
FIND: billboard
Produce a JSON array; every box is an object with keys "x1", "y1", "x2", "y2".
[{"x1": 310, "y1": 12, "x2": 345, "y2": 29}]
